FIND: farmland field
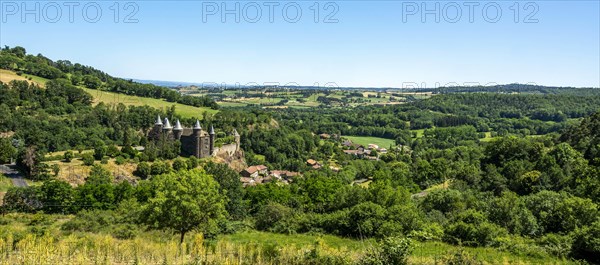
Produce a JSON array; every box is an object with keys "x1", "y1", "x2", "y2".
[
  {"x1": 344, "y1": 136, "x2": 396, "y2": 148},
  {"x1": 81, "y1": 87, "x2": 218, "y2": 118}
]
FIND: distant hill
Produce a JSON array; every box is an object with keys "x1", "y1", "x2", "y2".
[{"x1": 131, "y1": 79, "x2": 209, "y2": 88}]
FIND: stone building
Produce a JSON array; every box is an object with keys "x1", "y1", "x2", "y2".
[{"x1": 149, "y1": 115, "x2": 240, "y2": 158}]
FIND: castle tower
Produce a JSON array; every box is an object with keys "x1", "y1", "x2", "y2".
[
  {"x1": 155, "y1": 115, "x2": 163, "y2": 128},
  {"x1": 151, "y1": 115, "x2": 163, "y2": 140},
  {"x1": 173, "y1": 119, "x2": 183, "y2": 140},
  {"x1": 163, "y1": 118, "x2": 173, "y2": 140},
  {"x1": 193, "y1": 120, "x2": 203, "y2": 158},
  {"x1": 209, "y1": 125, "x2": 215, "y2": 155},
  {"x1": 233, "y1": 128, "x2": 240, "y2": 152},
  {"x1": 163, "y1": 117, "x2": 173, "y2": 131}
]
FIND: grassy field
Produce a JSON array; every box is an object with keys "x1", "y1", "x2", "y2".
[
  {"x1": 0, "y1": 70, "x2": 217, "y2": 119},
  {"x1": 410, "y1": 129, "x2": 426, "y2": 138},
  {"x1": 0, "y1": 214, "x2": 575, "y2": 265},
  {"x1": 218, "y1": 101, "x2": 249, "y2": 107},
  {"x1": 0, "y1": 69, "x2": 48, "y2": 86},
  {"x1": 221, "y1": 231, "x2": 374, "y2": 251},
  {"x1": 0, "y1": 175, "x2": 13, "y2": 192},
  {"x1": 81, "y1": 87, "x2": 218, "y2": 119},
  {"x1": 479, "y1": 132, "x2": 499, "y2": 142},
  {"x1": 45, "y1": 157, "x2": 138, "y2": 186},
  {"x1": 344, "y1": 136, "x2": 396, "y2": 148}
]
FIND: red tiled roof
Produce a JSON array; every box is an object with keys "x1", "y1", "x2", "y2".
[{"x1": 244, "y1": 166, "x2": 259, "y2": 174}]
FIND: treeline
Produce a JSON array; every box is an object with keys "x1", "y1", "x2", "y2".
[
  {"x1": 417, "y1": 83, "x2": 598, "y2": 95},
  {"x1": 0, "y1": 80, "x2": 272, "y2": 165},
  {"x1": 0, "y1": 80, "x2": 161, "y2": 153},
  {"x1": 0, "y1": 46, "x2": 218, "y2": 109},
  {"x1": 270, "y1": 91, "x2": 600, "y2": 144}
]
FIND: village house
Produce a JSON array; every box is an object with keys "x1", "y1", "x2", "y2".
[
  {"x1": 241, "y1": 165, "x2": 268, "y2": 178},
  {"x1": 240, "y1": 177, "x2": 255, "y2": 187},
  {"x1": 307, "y1": 159, "x2": 322, "y2": 169},
  {"x1": 240, "y1": 166, "x2": 300, "y2": 186},
  {"x1": 368, "y1": 144, "x2": 379, "y2": 150}
]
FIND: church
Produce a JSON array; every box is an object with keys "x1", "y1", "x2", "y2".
[{"x1": 148, "y1": 116, "x2": 240, "y2": 158}]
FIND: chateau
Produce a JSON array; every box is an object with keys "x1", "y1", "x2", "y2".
[{"x1": 149, "y1": 116, "x2": 240, "y2": 158}]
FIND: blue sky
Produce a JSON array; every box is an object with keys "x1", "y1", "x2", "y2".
[{"x1": 1, "y1": 1, "x2": 599, "y2": 88}]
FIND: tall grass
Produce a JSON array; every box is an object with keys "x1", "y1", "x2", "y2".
[
  {"x1": 0, "y1": 232, "x2": 356, "y2": 265},
  {"x1": 0, "y1": 214, "x2": 577, "y2": 265}
]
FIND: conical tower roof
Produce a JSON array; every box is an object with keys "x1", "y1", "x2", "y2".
[
  {"x1": 210, "y1": 125, "x2": 215, "y2": 135},
  {"x1": 163, "y1": 118, "x2": 172, "y2": 129},
  {"x1": 173, "y1": 119, "x2": 183, "y2": 131},
  {"x1": 193, "y1": 120, "x2": 202, "y2": 130},
  {"x1": 155, "y1": 115, "x2": 163, "y2": 125}
]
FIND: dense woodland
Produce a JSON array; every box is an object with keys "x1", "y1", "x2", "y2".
[{"x1": 0, "y1": 46, "x2": 599, "y2": 264}]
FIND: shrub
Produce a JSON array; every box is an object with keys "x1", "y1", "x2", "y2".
[
  {"x1": 3, "y1": 187, "x2": 42, "y2": 213},
  {"x1": 348, "y1": 202, "x2": 385, "y2": 238},
  {"x1": 107, "y1": 145, "x2": 120, "y2": 158},
  {"x1": 297, "y1": 243, "x2": 351, "y2": 265},
  {"x1": 62, "y1": 210, "x2": 111, "y2": 233},
  {"x1": 444, "y1": 209, "x2": 507, "y2": 247},
  {"x1": 93, "y1": 145, "x2": 106, "y2": 160},
  {"x1": 421, "y1": 189, "x2": 465, "y2": 214},
  {"x1": 115, "y1": 156, "x2": 126, "y2": 165},
  {"x1": 440, "y1": 249, "x2": 483, "y2": 265},
  {"x1": 63, "y1": 151, "x2": 74, "y2": 162},
  {"x1": 535, "y1": 233, "x2": 573, "y2": 258},
  {"x1": 172, "y1": 158, "x2": 188, "y2": 171},
  {"x1": 570, "y1": 221, "x2": 600, "y2": 263},
  {"x1": 111, "y1": 223, "x2": 139, "y2": 239},
  {"x1": 359, "y1": 237, "x2": 413, "y2": 265},
  {"x1": 255, "y1": 202, "x2": 296, "y2": 232},
  {"x1": 135, "y1": 162, "x2": 151, "y2": 179},
  {"x1": 82, "y1": 153, "x2": 94, "y2": 166},
  {"x1": 409, "y1": 222, "x2": 444, "y2": 241},
  {"x1": 150, "y1": 161, "x2": 170, "y2": 175}
]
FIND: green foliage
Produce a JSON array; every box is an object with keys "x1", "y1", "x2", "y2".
[
  {"x1": 204, "y1": 162, "x2": 246, "y2": 220},
  {"x1": 40, "y1": 179, "x2": 74, "y2": 214},
  {"x1": 440, "y1": 249, "x2": 483, "y2": 265},
  {"x1": 86, "y1": 165, "x2": 113, "y2": 185},
  {"x1": 171, "y1": 158, "x2": 187, "y2": 171},
  {"x1": 348, "y1": 202, "x2": 386, "y2": 238},
  {"x1": 488, "y1": 191, "x2": 539, "y2": 236},
  {"x1": 359, "y1": 237, "x2": 413, "y2": 265},
  {"x1": 81, "y1": 153, "x2": 94, "y2": 166},
  {"x1": 63, "y1": 150, "x2": 74, "y2": 162},
  {"x1": 142, "y1": 169, "x2": 227, "y2": 242},
  {"x1": 255, "y1": 202, "x2": 298, "y2": 233},
  {"x1": 525, "y1": 190, "x2": 598, "y2": 234},
  {"x1": 115, "y1": 156, "x2": 126, "y2": 165},
  {"x1": 2, "y1": 187, "x2": 42, "y2": 213},
  {"x1": 135, "y1": 162, "x2": 151, "y2": 179},
  {"x1": 150, "y1": 161, "x2": 170, "y2": 176},
  {"x1": 444, "y1": 209, "x2": 508, "y2": 247},
  {"x1": 561, "y1": 111, "x2": 600, "y2": 163},
  {"x1": 93, "y1": 145, "x2": 107, "y2": 160},
  {"x1": 421, "y1": 189, "x2": 465, "y2": 214},
  {"x1": 0, "y1": 138, "x2": 16, "y2": 163},
  {"x1": 570, "y1": 221, "x2": 600, "y2": 262}
]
